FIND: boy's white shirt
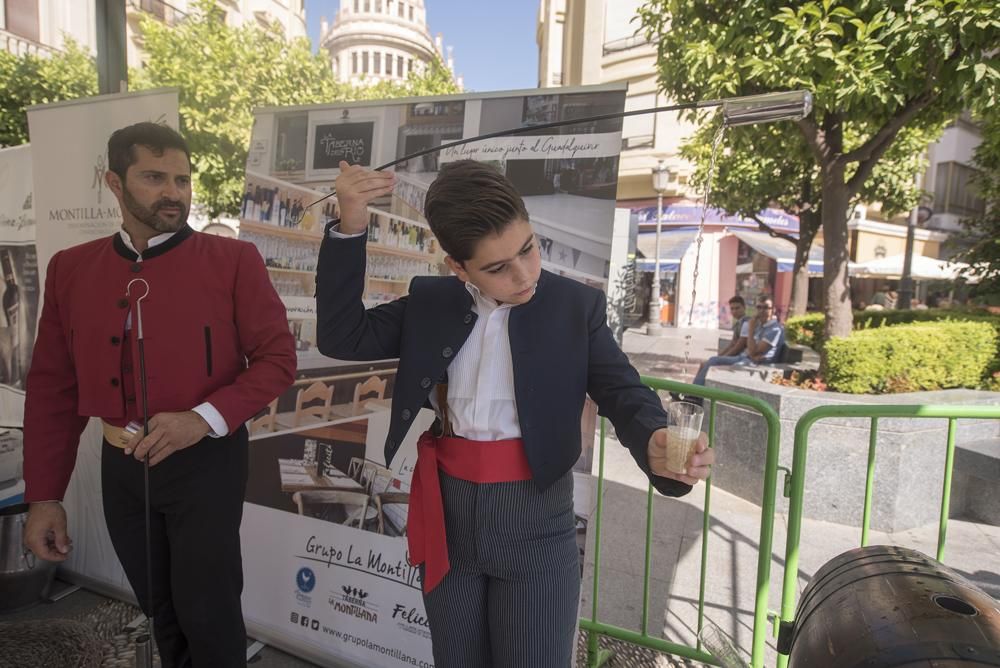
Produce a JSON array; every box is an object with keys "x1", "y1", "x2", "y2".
[{"x1": 331, "y1": 224, "x2": 521, "y2": 440}]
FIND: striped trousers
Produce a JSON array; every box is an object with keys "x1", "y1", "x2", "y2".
[{"x1": 422, "y1": 470, "x2": 580, "y2": 667}]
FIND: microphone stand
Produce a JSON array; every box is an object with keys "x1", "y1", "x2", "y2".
[{"x1": 126, "y1": 277, "x2": 154, "y2": 668}]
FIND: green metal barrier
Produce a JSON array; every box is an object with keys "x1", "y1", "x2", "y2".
[
  {"x1": 580, "y1": 376, "x2": 782, "y2": 668},
  {"x1": 776, "y1": 404, "x2": 1000, "y2": 668}
]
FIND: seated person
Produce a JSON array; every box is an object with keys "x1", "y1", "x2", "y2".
[
  {"x1": 692, "y1": 297, "x2": 784, "y2": 386},
  {"x1": 719, "y1": 295, "x2": 749, "y2": 357}
]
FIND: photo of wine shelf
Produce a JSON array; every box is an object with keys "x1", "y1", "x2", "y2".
[{"x1": 239, "y1": 170, "x2": 446, "y2": 353}]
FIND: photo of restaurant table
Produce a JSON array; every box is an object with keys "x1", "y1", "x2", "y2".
[{"x1": 244, "y1": 360, "x2": 432, "y2": 537}]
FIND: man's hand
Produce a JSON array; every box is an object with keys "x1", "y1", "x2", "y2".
[
  {"x1": 647, "y1": 430, "x2": 714, "y2": 486},
  {"x1": 335, "y1": 161, "x2": 396, "y2": 234},
  {"x1": 126, "y1": 411, "x2": 211, "y2": 466},
  {"x1": 24, "y1": 502, "x2": 72, "y2": 562}
]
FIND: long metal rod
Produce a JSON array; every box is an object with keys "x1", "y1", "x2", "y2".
[
  {"x1": 860, "y1": 417, "x2": 879, "y2": 547},
  {"x1": 297, "y1": 99, "x2": 714, "y2": 216},
  {"x1": 696, "y1": 399, "x2": 717, "y2": 651},
  {"x1": 127, "y1": 278, "x2": 154, "y2": 668},
  {"x1": 938, "y1": 418, "x2": 958, "y2": 561}
]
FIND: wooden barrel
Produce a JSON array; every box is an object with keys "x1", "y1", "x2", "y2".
[{"x1": 782, "y1": 545, "x2": 1000, "y2": 667}]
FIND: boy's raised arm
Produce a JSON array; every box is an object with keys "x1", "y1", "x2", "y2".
[{"x1": 316, "y1": 162, "x2": 407, "y2": 361}]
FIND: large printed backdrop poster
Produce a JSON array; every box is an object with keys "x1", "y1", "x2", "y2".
[
  {"x1": 26, "y1": 89, "x2": 180, "y2": 590},
  {"x1": 0, "y1": 143, "x2": 38, "y2": 508},
  {"x1": 240, "y1": 84, "x2": 627, "y2": 667}
]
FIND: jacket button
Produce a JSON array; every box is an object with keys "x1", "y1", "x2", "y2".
[
  {"x1": 386, "y1": 439, "x2": 395, "y2": 450},
  {"x1": 110, "y1": 378, "x2": 120, "y2": 387},
  {"x1": 442, "y1": 347, "x2": 453, "y2": 359},
  {"x1": 401, "y1": 409, "x2": 412, "y2": 421},
  {"x1": 131, "y1": 263, "x2": 142, "y2": 273},
  {"x1": 463, "y1": 313, "x2": 473, "y2": 324},
  {"x1": 111, "y1": 336, "x2": 121, "y2": 345},
  {"x1": 117, "y1": 298, "x2": 129, "y2": 309},
  {"x1": 420, "y1": 377, "x2": 431, "y2": 389},
  {"x1": 122, "y1": 365, "x2": 132, "y2": 374}
]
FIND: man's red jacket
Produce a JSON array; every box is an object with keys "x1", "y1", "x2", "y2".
[{"x1": 23, "y1": 226, "x2": 296, "y2": 501}]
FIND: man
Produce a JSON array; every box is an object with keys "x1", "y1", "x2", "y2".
[
  {"x1": 691, "y1": 296, "x2": 785, "y2": 386},
  {"x1": 22, "y1": 122, "x2": 296, "y2": 667},
  {"x1": 720, "y1": 295, "x2": 749, "y2": 356}
]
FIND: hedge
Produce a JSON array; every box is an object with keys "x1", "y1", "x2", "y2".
[
  {"x1": 786, "y1": 308, "x2": 1000, "y2": 351},
  {"x1": 824, "y1": 321, "x2": 998, "y2": 394}
]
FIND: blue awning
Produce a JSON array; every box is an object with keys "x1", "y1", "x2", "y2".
[
  {"x1": 732, "y1": 230, "x2": 824, "y2": 273},
  {"x1": 634, "y1": 230, "x2": 699, "y2": 272}
]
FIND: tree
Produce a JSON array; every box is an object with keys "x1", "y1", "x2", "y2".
[
  {"x1": 953, "y1": 108, "x2": 1000, "y2": 296},
  {"x1": 133, "y1": 0, "x2": 459, "y2": 218},
  {"x1": 681, "y1": 118, "x2": 934, "y2": 317},
  {"x1": 132, "y1": 0, "x2": 344, "y2": 218},
  {"x1": 639, "y1": 0, "x2": 1000, "y2": 340},
  {"x1": 0, "y1": 39, "x2": 97, "y2": 147}
]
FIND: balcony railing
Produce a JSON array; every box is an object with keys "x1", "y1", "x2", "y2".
[
  {"x1": 128, "y1": 0, "x2": 188, "y2": 27},
  {"x1": 1, "y1": 29, "x2": 58, "y2": 57}
]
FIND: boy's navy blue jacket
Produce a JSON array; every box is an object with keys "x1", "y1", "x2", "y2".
[{"x1": 316, "y1": 225, "x2": 691, "y2": 498}]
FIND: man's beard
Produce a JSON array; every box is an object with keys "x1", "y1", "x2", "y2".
[{"x1": 122, "y1": 184, "x2": 188, "y2": 233}]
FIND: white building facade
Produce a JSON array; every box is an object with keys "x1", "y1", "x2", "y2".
[
  {"x1": 1, "y1": 1, "x2": 306, "y2": 65},
  {"x1": 319, "y1": 0, "x2": 460, "y2": 88}
]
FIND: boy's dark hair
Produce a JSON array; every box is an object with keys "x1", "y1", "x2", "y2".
[
  {"x1": 108, "y1": 122, "x2": 191, "y2": 181},
  {"x1": 423, "y1": 160, "x2": 529, "y2": 262},
  {"x1": 728, "y1": 295, "x2": 746, "y2": 307}
]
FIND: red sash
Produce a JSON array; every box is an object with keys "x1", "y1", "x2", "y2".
[{"x1": 407, "y1": 431, "x2": 533, "y2": 592}]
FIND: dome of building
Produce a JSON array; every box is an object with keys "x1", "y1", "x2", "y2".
[{"x1": 320, "y1": 0, "x2": 458, "y2": 86}]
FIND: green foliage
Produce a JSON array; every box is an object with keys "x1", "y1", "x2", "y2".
[
  {"x1": 786, "y1": 308, "x2": 1000, "y2": 349},
  {"x1": 637, "y1": 0, "x2": 1000, "y2": 127},
  {"x1": 824, "y1": 321, "x2": 997, "y2": 394},
  {"x1": 0, "y1": 38, "x2": 97, "y2": 147},
  {"x1": 132, "y1": 0, "x2": 458, "y2": 218},
  {"x1": 131, "y1": 0, "x2": 343, "y2": 218}
]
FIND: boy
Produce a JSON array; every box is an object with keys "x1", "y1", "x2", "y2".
[{"x1": 316, "y1": 159, "x2": 712, "y2": 667}]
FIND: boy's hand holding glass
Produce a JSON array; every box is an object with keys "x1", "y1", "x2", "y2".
[
  {"x1": 647, "y1": 428, "x2": 714, "y2": 486},
  {"x1": 334, "y1": 161, "x2": 396, "y2": 234}
]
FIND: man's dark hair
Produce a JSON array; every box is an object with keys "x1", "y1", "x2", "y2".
[
  {"x1": 423, "y1": 160, "x2": 529, "y2": 262},
  {"x1": 108, "y1": 122, "x2": 191, "y2": 181},
  {"x1": 728, "y1": 295, "x2": 746, "y2": 307}
]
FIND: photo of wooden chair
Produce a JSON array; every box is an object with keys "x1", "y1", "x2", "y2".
[
  {"x1": 374, "y1": 492, "x2": 410, "y2": 535},
  {"x1": 347, "y1": 456, "x2": 365, "y2": 482},
  {"x1": 293, "y1": 381, "x2": 333, "y2": 427},
  {"x1": 248, "y1": 398, "x2": 278, "y2": 436},
  {"x1": 360, "y1": 462, "x2": 395, "y2": 495},
  {"x1": 291, "y1": 490, "x2": 374, "y2": 528},
  {"x1": 351, "y1": 375, "x2": 387, "y2": 415}
]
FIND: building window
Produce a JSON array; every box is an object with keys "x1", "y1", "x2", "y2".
[
  {"x1": 354, "y1": 0, "x2": 359, "y2": 11},
  {"x1": 5, "y1": 0, "x2": 40, "y2": 42},
  {"x1": 398, "y1": 2, "x2": 404, "y2": 17},
  {"x1": 621, "y1": 92, "x2": 656, "y2": 150},
  {"x1": 375, "y1": 0, "x2": 381, "y2": 12},
  {"x1": 408, "y1": 5, "x2": 414, "y2": 20},
  {"x1": 352, "y1": 52, "x2": 358, "y2": 74},
  {"x1": 935, "y1": 161, "x2": 986, "y2": 217},
  {"x1": 407, "y1": 58, "x2": 413, "y2": 75},
  {"x1": 362, "y1": 51, "x2": 369, "y2": 74},
  {"x1": 364, "y1": 0, "x2": 370, "y2": 12},
  {"x1": 374, "y1": 52, "x2": 381, "y2": 74},
  {"x1": 397, "y1": 55, "x2": 404, "y2": 77}
]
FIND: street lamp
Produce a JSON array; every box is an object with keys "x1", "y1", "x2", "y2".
[{"x1": 646, "y1": 159, "x2": 670, "y2": 336}]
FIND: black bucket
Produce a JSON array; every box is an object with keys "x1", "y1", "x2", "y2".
[{"x1": 0, "y1": 503, "x2": 57, "y2": 613}]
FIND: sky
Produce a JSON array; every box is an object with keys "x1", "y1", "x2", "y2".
[{"x1": 304, "y1": 0, "x2": 540, "y2": 93}]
